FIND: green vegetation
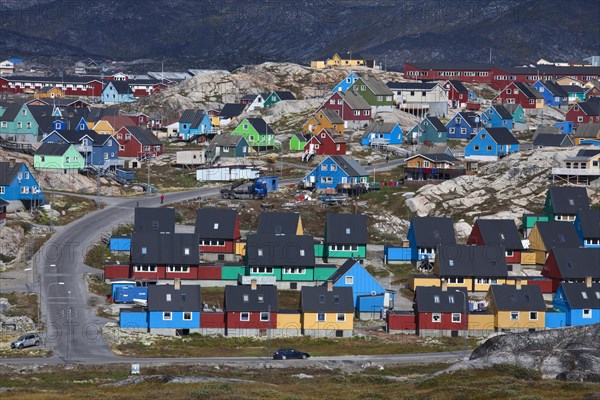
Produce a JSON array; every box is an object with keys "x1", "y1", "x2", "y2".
[
  {"x1": 86, "y1": 274, "x2": 111, "y2": 297},
  {"x1": 35, "y1": 194, "x2": 97, "y2": 226},
  {"x1": 136, "y1": 162, "x2": 199, "y2": 192},
  {"x1": 0, "y1": 291, "x2": 39, "y2": 325},
  {"x1": 84, "y1": 243, "x2": 130, "y2": 270}
]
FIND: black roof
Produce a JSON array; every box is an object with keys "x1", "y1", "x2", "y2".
[
  {"x1": 329, "y1": 155, "x2": 369, "y2": 177},
  {"x1": 35, "y1": 142, "x2": 71, "y2": 156},
  {"x1": 490, "y1": 104, "x2": 514, "y2": 120},
  {"x1": 0, "y1": 161, "x2": 25, "y2": 186},
  {"x1": 559, "y1": 282, "x2": 600, "y2": 309},
  {"x1": 195, "y1": 208, "x2": 238, "y2": 240},
  {"x1": 245, "y1": 118, "x2": 274, "y2": 134},
  {"x1": 577, "y1": 100, "x2": 600, "y2": 116},
  {"x1": 301, "y1": 286, "x2": 354, "y2": 313},
  {"x1": 107, "y1": 80, "x2": 132, "y2": 94},
  {"x1": 513, "y1": 82, "x2": 544, "y2": 100},
  {"x1": 49, "y1": 129, "x2": 104, "y2": 144},
  {"x1": 179, "y1": 109, "x2": 206, "y2": 128},
  {"x1": 406, "y1": 61, "x2": 496, "y2": 71},
  {"x1": 577, "y1": 209, "x2": 600, "y2": 239},
  {"x1": 551, "y1": 248, "x2": 600, "y2": 279},
  {"x1": 410, "y1": 216, "x2": 456, "y2": 247},
  {"x1": 0, "y1": 102, "x2": 22, "y2": 121},
  {"x1": 447, "y1": 80, "x2": 468, "y2": 93},
  {"x1": 548, "y1": 186, "x2": 590, "y2": 215},
  {"x1": 86, "y1": 106, "x2": 119, "y2": 123},
  {"x1": 534, "y1": 125, "x2": 562, "y2": 135},
  {"x1": 219, "y1": 103, "x2": 246, "y2": 119},
  {"x1": 437, "y1": 245, "x2": 508, "y2": 278},
  {"x1": 131, "y1": 232, "x2": 199, "y2": 265},
  {"x1": 0, "y1": 198, "x2": 8, "y2": 206},
  {"x1": 532, "y1": 133, "x2": 572, "y2": 147},
  {"x1": 560, "y1": 85, "x2": 586, "y2": 93},
  {"x1": 473, "y1": 219, "x2": 524, "y2": 250},
  {"x1": 1, "y1": 75, "x2": 103, "y2": 84},
  {"x1": 328, "y1": 258, "x2": 361, "y2": 283},
  {"x1": 147, "y1": 284, "x2": 201, "y2": 312},
  {"x1": 134, "y1": 207, "x2": 175, "y2": 234},
  {"x1": 426, "y1": 116, "x2": 446, "y2": 132},
  {"x1": 535, "y1": 221, "x2": 581, "y2": 249},
  {"x1": 415, "y1": 286, "x2": 468, "y2": 313},
  {"x1": 489, "y1": 285, "x2": 546, "y2": 312},
  {"x1": 326, "y1": 213, "x2": 368, "y2": 245},
  {"x1": 539, "y1": 81, "x2": 569, "y2": 97},
  {"x1": 484, "y1": 128, "x2": 519, "y2": 145},
  {"x1": 272, "y1": 91, "x2": 296, "y2": 100},
  {"x1": 225, "y1": 284, "x2": 278, "y2": 312},
  {"x1": 386, "y1": 82, "x2": 439, "y2": 91},
  {"x1": 246, "y1": 234, "x2": 315, "y2": 267},
  {"x1": 122, "y1": 126, "x2": 162, "y2": 145},
  {"x1": 454, "y1": 111, "x2": 479, "y2": 127},
  {"x1": 257, "y1": 212, "x2": 301, "y2": 236}
]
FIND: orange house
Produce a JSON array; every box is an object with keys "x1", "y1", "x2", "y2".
[
  {"x1": 302, "y1": 108, "x2": 344, "y2": 136},
  {"x1": 34, "y1": 87, "x2": 64, "y2": 99}
]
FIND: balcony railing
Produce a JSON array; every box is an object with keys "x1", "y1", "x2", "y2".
[
  {"x1": 551, "y1": 167, "x2": 600, "y2": 176},
  {"x1": 75, "y1": 144, "x2": 93, "y2": 153}
]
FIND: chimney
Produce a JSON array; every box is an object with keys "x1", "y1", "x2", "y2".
[
  {"x1": 515, "y1": 279, "x2": 522, "y2": 290},
  {"x1": 441, "y1": 279, "x2": 448, "y2": 292},
  {"x1": 250, "y1": 278, "x2": 257, "y2": 290},
  {"x1": 9, "y1": 158, "x2": 15, "y2": 168},
  {"x1": 326, "y1": 279, "x2": 333, "y2": 292},
  {"x1": 174, "y1": 278, "x2": 181, "y2": 290},
  {"x1": 585, "y1": 276, "x2": 592, "y2": 288}
]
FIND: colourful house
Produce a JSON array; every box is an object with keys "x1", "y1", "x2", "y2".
[
  {"x1": 361, "y1": 121, "x2": 403, "y2": 145},
  {"x1": 407, "y1": 216, "x2": 456, "y2": 264},
  {"x1": 0, "y1": 161, "x2": 45, "y2": 209},
  {"x1": 480, "y1": 104, "x2": 514, "y2": 130},
  {"x1": 349, "y1": 74, "x2": 394, "y2": 108},
  {"x1": 574, "y1": 209, "x2": 600, "y2": 248},
  {"x1": 403, "y1": 153, "x2": 465, "y2": 182},
  {"x1": 205, "y1": 134, "x2": 249, "y2": 161},
  {"x1": 541, "y1": 248, "x2": 599, "y2": 292},
  {"x1": 302, "y1": 108, "x2": 345, "y2": 136},
  {"x1": 561, "y1": 85, "x2": 586, "y2": 103},
  {"x1": 101, "y1": 81, "x2": 135, "y2": 104},
  {"x1": 115, "y1": 126, "x2": 163, "y2": 158},
  {"x1": 257, "y1": 211, "x2": 303, "y2": 236},
  {"x1": 300, "y1": 283, "x2": 354, "y2": 337},
  {"x1": 503, "y1": 103, "x2": 526, "y2": 124},
  {"x1": 528, "y1": 221, "x2": 582, "y2": 265},
  {"x1": 147, "y1": 284, "x2": 202, "y2": 335},
  {"x1": 318, "y1": 91, "x2": 372, "y2": 128},
  {"x1": 231, "y1": 118, "x2": 275, "y2": 149},
  {"x1": 464, "y1": 127, "x2": 519, "y2": 161},
  {"x1": 572, "y1": 123, "x2": 600, "y2": 145},
  {"x1": 178, "y1": 109, "x2": 211, "y2": 140},
  {"x1": 332, "y1": 72, "x2": 360, "y2": 92},
  {"x1": 302, "y1": 155, "x2": 369, "y2": 190},
  {"x1": 533, "y1": 81, "x2": 569, "y2": 107},
  {"x1": 324, "y1": 213, "x2": 367, "y2": 260},
  {"x1": 445, "y1": 111, "x2": 480, "y2": 140},
  {"x1": 42, "y1": 129, "x2": 121, "y2": 170},
  {"x1": 329, "y1": 258, "x2": 392, "y2": 319},
  {"x1": 289, "y1": 133, "x2": 308, "y2": 152},
  {"x1": 195, "y1": 208, "x2": 241, "y2": 261},
  {"x1": 34, "y1": 143, "x2": 84, "y2": 173},
  {"x1": 217, "y1": 103, "x2": 247, "y2": 126},
  {"x1": 304, "y1": 128, "x2": 346, "y2": 156},
  {"x1": 264, "y1": 91, "x2": 296, "y2": 108},
  {"x1": 544, "y1": 186, "x2": 590, "y2": 221},
  {"x1": 408, "y1": 116, "x2": 447, "y2": 144},
  {"x1": 415, "y1": 285, "x2": 468, "y2": 337},
  {"x1": 552, "y1": 281, "x2": 600, "y2": 326},
  {"x1": 495, "y1": 82, "x2": 544, "y2": 109},
  {"x1": 486, "y1": 283, "x2": 546, "y2": 332},
  {"x1": 467, "y1": 219, "x2": 524, "y2": 265},
  {"x1": 224, "y1": 283, "x2": 278, "y2": 337}
]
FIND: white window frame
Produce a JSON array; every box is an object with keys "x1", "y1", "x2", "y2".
[
  {"x1": 240, "y1": 312, "x2": 250, "y2": 321},
  {"x1": 183, "y1": 312, "x2": 192, "y2": 321},
  {"x1": 451, "y1": 313, "x2": 461, "y2": 323},
  {"x1": 510, "y1": 311, "x2": 519, "y2": 320},
  {"x1": 336, "y1": 313, "x2": 346, "y2": 322},
  {"x1": 582, "y1": 309, "x2": 592, "y2": 319},
  {"x1": 163, "y1": 312, "x2": 172, "y2": 321},
  {"x1": 260, "y1": 312, "x2": 270, "y2": 321},
  {"x1": 345, "y1": 276, "x2": 354, "y2": 285},
  {"x1": 529, "y1": 311, "x2": 538, "y2": 320},
  {"x1": 317, "y1": 313, "x2": 326, "y2": 322},
  {"x1": 432, "y1": 313, "x2": 442, "y2": 323}
]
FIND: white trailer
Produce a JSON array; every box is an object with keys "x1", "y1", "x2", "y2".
[{"x1": 196, "y1": 166, "x2": 260, "y2": 182}]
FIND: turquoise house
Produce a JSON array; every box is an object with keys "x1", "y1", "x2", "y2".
[
  {"x1": 480, "y1": 104, "x2": 514, "y2": 130},
  {"x1": 409, "y1": 116, "x2": 447, "y2": 144},
  {"x1": 101, "y1": 81, "x2": 135, "y2": 104}
]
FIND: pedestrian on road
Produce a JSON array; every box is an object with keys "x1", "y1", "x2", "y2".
[
  {"x1": 160, "y1": 194, "x2": 165, "y2": 204},
  {"x1": 385, "y1": 154, "x2": 389, "y2": 163}
]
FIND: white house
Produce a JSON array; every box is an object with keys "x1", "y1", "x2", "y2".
[
  {"x1": 0, "y1": 60, "x2": 15, "y2": 75},
  {"x1": 386, "y1": 81, "x2": 448, "y2": 117}
]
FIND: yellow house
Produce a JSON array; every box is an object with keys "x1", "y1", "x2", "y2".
[
  {"x1": 34, "y1": 87, "x2": 64, "y2": 99},
  {"x1": 467, "y1": 312, "x2": 495, "y2": 336},
  {"x1": 302, "y1": 108, "x2": 345, "y2": 135},
  {"x1": 300, "y1": 284, "x2": 354, "y2": 338},
  {"x1": 276, "y1": 311, "x2": 302, "y2": 336},
  {"x1": 571, "y1": 125, "x2": 600, "y2": 145},
  {"x1": 91, "y1": 119, "x2": 116, "y2": 135},
  {"x1": 486, "y1": 282, "x2": 546, "y2": 332},
  {"x1": 409, "y1": 274, "x2": 440, "y2": 291},
  {"x1": 555, "y1": 77, "x2": 583, "y2": 86},
  {"x1": 325, "y1": 53, "x2": 366, "y2": 68},
  {"x1": 527, "y1": 221, "x2": 582, "y2": 265},
  {"x1": 310, "y1": 60, "x2": 326, "y2": 69}
]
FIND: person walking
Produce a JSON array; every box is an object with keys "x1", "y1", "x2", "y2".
[{"x1": 160, "y1": 193, "x2": 165, "y2": 204}]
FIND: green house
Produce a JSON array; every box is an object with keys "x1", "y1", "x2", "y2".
[
  {"x1": 290, "y1": 133, "x2": 307, "y2": 152},
  {"x1": 4, "y1": 103, "x2": 40, "y2": 142},
  {"x1": 231, "y1": 118, "x2": 275, "y2": 149},
  {"x1": 263, "y1": 91, "x2": 296, "y2": 108},
  {"x1": 221, "y1": 263, "x2": 246, "y2": 281},
  {"x1": 543, "y1": 186, "x2": 590, "y2": 222},
  {"x1": 34, "y1": 143, "x2": 84, "y2": 172},
  {"x1": 522, "y1": 214, "x2": 549, "y2": 237},
  {"x1": 349, "y1": 73, "x2": 394, "y2": 108},
  {"x1": 324, "y1": 213, "x2": 368, "y2": 260}
]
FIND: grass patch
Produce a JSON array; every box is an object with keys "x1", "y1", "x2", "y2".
[
  {"x1": 86, "y1": 274, "x2": 111, "y2": 297},
  {"x1": 84, "y1": 243, "x2": 130, "y2": 270},
  {"x1": 136, "y1": 162, "x2": 200, "y2": 192}
]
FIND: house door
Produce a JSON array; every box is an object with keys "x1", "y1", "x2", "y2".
[
  {"x1": 309, "y1": 143, "x2": 314, "y2": 152},
  {"x1": 215, "y1": 147, "x2": 221, "y2": 155},
  {"x1": 309, "y1": 175, "x2": 315, "y2": 183}
]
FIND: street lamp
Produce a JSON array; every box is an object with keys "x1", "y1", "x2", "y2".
[
  {"x1": 24, "y1": 268, "x2": 32, "y2": 293},
  {"x1": 454, "y1": 289, "x2": 468, "y2": 361},
  {"x1": 45, "y1": 281, "x2": 64, "y2": 347}
]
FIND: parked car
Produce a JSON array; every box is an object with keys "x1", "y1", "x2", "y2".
[
  {"x1": 273, "y1": 348, "x2": 310, "y2": 360},
  {"x1": 11, "y1": 333, "x2": 40, "y2": 349}
]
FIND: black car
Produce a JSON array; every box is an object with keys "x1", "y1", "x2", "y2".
[{"x1": 273, "y1": 348, "x2": 310, "y2": 360}]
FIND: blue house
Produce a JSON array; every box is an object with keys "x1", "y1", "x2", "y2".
[
  {"x1": 101, "y1": 81, "x2": 135, "y2": 104},
  {"x1": 361, "y1": 121, "x2": 403, "y2": 146},
  {"x1": 552, "y1": 281, "x2": 600, "y2": 326},
  {"x1": 147, "y1": 284, "x2": 202, "y2": 335},
  {"x1": 178, "y1": 109, "x2": 212, "y2": 140},
  {"x1": 533, "y1": 81, "x2": 569, "y2": 107},
  {"x1": 464, "y1": 127, "x2": 520, "y2": 161},
  {"x1": 42, "y1": 130, "x2": 121, "y2": 170},
  {"x1": 480, "y1": 104, "x2": 514, "y2": 130},
  {"x1": 409, "y1": 116, "x2": 447, "y2": 144},
  {"x1": 328, "y1": 258, "x2": 393, "y2": 319},
  {"x1": 332, "y1": 72, "x2": 360, "y2": 93},
  {"x1": 574, "y1": 209, "x2": 600, "y2": 248},
  {"x1": 303, "y1": 155, "x2": 369, "y2": 190},
  {"x1": 0, "y1": 161, "x2": 45, "y2": 209},
  {"x1": 111, "y1": 281, "x2": 148, "y2": 304},
  {"x1": 445, "y1": 111, "x2": 481, "y2": 140},
  {"x1": 407, "y1": 216, "x2": 456, "y2": 265}
]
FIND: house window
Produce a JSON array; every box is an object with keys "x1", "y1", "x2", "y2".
[
  {"x1": 577, "y1": 116, "x2": 583, "y2": 122},
  {"x1": 510, "y1": 311, "x2": 519, "y2": 320},
  {"x1": 260, "y1": 312, "x2": 270, "y2": 321},
  {"x1": 486, "y1": 146, "x2": 492, "y2": 151},
  {"x1": 447, "y1": 277, "x2": 464, "y2": 284},
  {"x1": 432, "y1": 313, "x2": 441, "y2": 323},
  {"x1": 529, "y1": 99, "x2": 534, "y2": 104},
  {"x1": 330, "y1": 164, "x2": 337, "y2": 171},
  {"x1": 330, "y1": 99, "x2": 335, "y2": 105},
  {"x1": 20, "y1": 186, "x2": 29, "y2": 194},
  {"x1": 317, "y1": 313, "x2": 326, "y2": 322},
  {"x1": 361, "y1": 85, "x2": 366, "y2": 91},
  {"x1": 0, "y1": 187, "x2": 4, "y2": 194},
  {"x1": 423, "y1": 161, "x2": 430, "y2": 168},
  {"x1": 163, "y1": 312, "x2": 172, "y2": 321},
  {"x1": 364, "y1": 110, "x2": 370, "y2": 116},
  {"x1": 354, "y1": 110, "x2": 360, "y2": 116},
  {"x1": 474, "y1": 145, "x2": 480, "y2": 151},
  {"x1": 338, "y1": 99, "x2": 343, "y2": 105},
  {"x1": 337, "y1": 313, "x2": 345, "y2": 322},
  {"x1": 240, "y1": 312, "x2": 250, "y2": 321},
  {"x1": 345, "y1": 276, "x2": 354, "y2": 284},
  {"x1": 26, "y1": 122, "x2": 31, "y2": 129},
  {"x1": 0, "y1": 121, "x2": 6, "y2": 128},
  {"x1": 505, "y1": 250, "x2": 514, "y2": 257},
  {"x1": 461, "y1": 128, "x2": 467, "y2": 134},
  {"x1": 506, "y1": 89, "x2": 511, "y2": 94},
  {"x1": 449, "y1": 128, "x2": 455, "y2": 134},
  {"x1": 321, "y1": 164, "x2": 328, "y2": 171},
  {"x1": 119, "y1": 145, "x2": 124, "y2": 151},
  {"x1": 529, "y1": 312, "x2": 538, "y2": 320},
  {"x1": 243, "y1": 294, "x2": 249, "y2": 303},
  {"x1": 125, "y1": 134, "x2": 131, "y2": 140},
  {"x1": 184, "y1": 247, "x2": 190, "y2": 255},
  {"x1": 17, "y1": 122, "x2": 22, "y2": 129},
  {"x1": 183, "y1": 312, "x2": 192, "y2": 321},
  {"x1": 451, "y1": 313, "x2": 461, "y2": 323},
  {"x1": 481, "y1": 134, "x2": 486, "y2": 139},
  {"x1": 583, "y1": 309, "x2": 592, "y2": 319},
  {"x1": 141, "y1": 247, "x2": 147, "y2": 254}
]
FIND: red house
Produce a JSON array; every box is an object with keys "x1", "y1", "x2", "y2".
[
  {"x1": 130, "y1": 233, "x2": 199, "y2": 281},
  {"x1": 386, "y1": 311, "x2": 417, "y2": 334},
  {"x1": 467, "y1": 219, "x2": 523, "y2": 265},
  {"x1": 541, "y1": 248, "x2": 600, "y2": 292},
  {"x1": 444, "y1": 80, "x2": 469, "y2": 107},
  {"x1": 566, "y1": 99, "x2": 600, "y2": 128},
  {"x1": 0, "y1": 76, "x2": 104, "y2": 97},
  {"x1": 415, "y1": 285, "x2": 468, "y2": 337},
  {"x1": 0, "y1": 198, "x2": 7, "y2": 227},
  {"x1": 304, "y1": 128, "x2": 346, "y2": 156},
  {"x1": 224, "y1": 283, "x2": 278, "y2": 336},
  {"x1": 318, "y1": 91, "x2": 371, "y2": 126},
  {"x1": 115, "y1": 126, "x2": 163, "y2": 158},
  {"x1": 195, "y1": 208, "x2": 240, "y2": 260},
  {"x1": 494, "y1": 82, "x2": 544, "y2": 109}
]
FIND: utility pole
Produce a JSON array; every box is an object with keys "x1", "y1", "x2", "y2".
[
  {"x1": 147, "y1": 160, "x2": 151, "y2": 196},
  {"x1": 67, "y1": 290, "x2": 72, "y2": 364}
]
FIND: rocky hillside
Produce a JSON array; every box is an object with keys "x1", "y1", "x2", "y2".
[
  {"x1": 1, "y1": 0, "x2": 597, "y2": 70},
  {"x1": 406, "y1": 147, "x2": 600, "y2": 227},
  {"x1": 447, "y1": 324, "x2": 600, "y2": 381}
]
